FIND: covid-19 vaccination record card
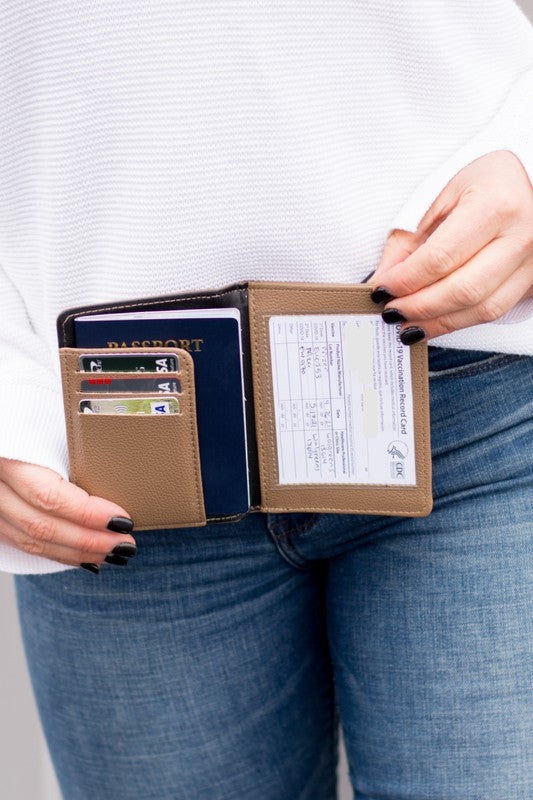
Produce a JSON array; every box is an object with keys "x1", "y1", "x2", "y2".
[{"x1": 269, "y1": 314, "x2": 416, "y2": 487}]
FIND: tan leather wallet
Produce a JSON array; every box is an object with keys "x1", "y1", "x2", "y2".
[{"x1": 57, "y1": 281, "x2": 432, "y2": 529}]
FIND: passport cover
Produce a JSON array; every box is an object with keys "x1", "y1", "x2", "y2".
[{"x1": 58, "y1": 281, "x2": 433, "y2": 526}]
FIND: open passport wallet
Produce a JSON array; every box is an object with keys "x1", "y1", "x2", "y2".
[{"x1": 57, "y1": 281, "x2": 433, "y2": 529}]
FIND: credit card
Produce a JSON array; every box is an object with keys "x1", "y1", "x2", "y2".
[
  {"x1": 79, "y1": 354, "x2": 179, "y2": 373},
  {"x1": 80, "y1": 376, "x2": 181, "y2": 394},
  {"x1": 79, "y1": 397, "x2": 180, "y2": 415}
]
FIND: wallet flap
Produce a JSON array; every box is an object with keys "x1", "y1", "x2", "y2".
[{"x1": 248, "y1": 282, "x2": 432, "y2": 517}]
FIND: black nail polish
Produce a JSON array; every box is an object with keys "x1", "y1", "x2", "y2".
[
  {"x1": 80, "y1": 562, "x2": 100, "y2": 574},
  {"x1": 370, "y1": 287, "x2": 395, "y2": 304},
  {"x1": 361, "y1": 269, "x2": 375, "y2": 283},
  {"x1": 382, "y1": 308, "x2": 407, "y2": 324},
  {"x1": 110, "y1": 543, "x2": 137, "y2": 557},
  {"x1": 104, "y1": 554, "x2": 129, "y2": 566},
  {"x1": 400, "y1": 326, "x2": 426, "y2": 345},
  {"x1": 107, "y1": 516, "x2": 134, "y2": 533}
]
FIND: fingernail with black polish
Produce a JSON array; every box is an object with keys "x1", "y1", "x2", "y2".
[
  {"x1": 104, "y1": 554, "x2": 129, "y2": 566},
  {"x1": 80, "y1": 562, "x2": 100, "y2": 574},
  {"x1": 370, "y1": 287, "x2": 395, "y2": 304},
  {"x1": 110, "y1": 542, "x2": 137, "y2": 557},
  {"x1": 107, "y1": 516, "x2": 134, "y2": 533},
  {"x1": 382, "y1": 308, "x2": 407, "y2": 324},
  {"x1": 400, "y1": 326, "x2": 426, "y2": 345}
]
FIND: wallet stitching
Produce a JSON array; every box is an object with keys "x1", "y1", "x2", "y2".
[
  {"x1": 60, "y1": 288, "x2": 247, "y2": 341},
  {"x1": 249, "y1": 290, "x2": 268, "y2": 509},
  {"x1": 181, "y1": 356, "x2": 205, "y2": 523},
  {"x1": 263, "y1": 505, "x2": 427, "y2": 515},
  {"x1": 61, "y1": 352, "x2": 79, "y2": 486},
  {"x1": 251, "y1": 287, "x2": 430, "y2": 515}
]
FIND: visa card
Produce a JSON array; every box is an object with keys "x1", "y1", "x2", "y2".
[
  {"x1": 79, "y1": 354, "x2": 179, "y2": 373},
  {"x1": 80, "y1": 376, "x2": 181, "y2": 394},
  {"x1": 79, "y1": 397, "x2": 180, "y2": 415}
]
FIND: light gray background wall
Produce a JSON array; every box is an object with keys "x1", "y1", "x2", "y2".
[{"x1": 1, "y1": 2, "x2": 532, "y2": 797}]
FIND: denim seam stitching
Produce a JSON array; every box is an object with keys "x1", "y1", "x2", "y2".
[
  {"x1": 429, "y1": 353, "x2": 526, "y2": 379},
  {"x1": 267, "y1": 530, "x2": 307, "y2": 570},
  {"x1": 268, "y1": 518, "x2": 319, "y2": 536},
  {"x1": 275, "y1": 531, "x2": 307, "y2": 566}
]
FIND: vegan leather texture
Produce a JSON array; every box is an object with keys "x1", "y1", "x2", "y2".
[
  {"x1": 58, "y1": 281, "x2": 433, "y2": 526},
  {"x1": 248, "y1": 282, "x2": 432, "y2": 517},
  {"x1": 59, "y1": 347, "x2": 206, "y2": 529}
]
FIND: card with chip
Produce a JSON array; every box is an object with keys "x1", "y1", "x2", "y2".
[
  {"x1": 79, "y1": 397, "x2": 180, "y2": 415},
  {"x1": 80, "y1": 376, "x2": 181, "y2": 394},
  {"x1": 79, "y1": 354, "x2": 179, "y2": 373}
]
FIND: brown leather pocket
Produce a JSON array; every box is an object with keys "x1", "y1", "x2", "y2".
[
  {"x1": 60, "y1": 347, "x2": 205, "y2": 529},
  {"x1": 247, "y1": 282, "x2": 433, "y2": 517}
]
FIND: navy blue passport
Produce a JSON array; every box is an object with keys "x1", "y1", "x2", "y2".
[{"x1": 74, "y1": 309, "x2": 249, "y2": 518}]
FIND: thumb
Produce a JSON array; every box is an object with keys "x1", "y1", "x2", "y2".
[{"x1": 371, "y1": 228, "x2": 419, "y2": 286}]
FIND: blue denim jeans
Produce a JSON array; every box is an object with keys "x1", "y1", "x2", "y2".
[{"x1": 15, "y1": 347, "x2": 532, "y2": 800}]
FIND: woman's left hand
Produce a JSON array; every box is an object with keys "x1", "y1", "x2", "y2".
[{"x1": 370, "y1": 150, "x2": 533, "y2": 344}]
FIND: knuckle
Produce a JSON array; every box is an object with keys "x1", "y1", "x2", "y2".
[
  {"x1": 34, "y1": 481, "x2": 63, "y2": 513},
  {"x1": 479, "y1": 190, "x2": 509, "y2": 222},
  {"x1": 499, "y1": 190, "x2": 522, "y2": 218},
  {"x1": 491, "y1": 191, "x2": 523, "y2": 227},
  {"x1": 428, "y1": 245, "x2": 455, "y2": 276},
  {"x1": 26, "y1": 515, "x2": 55, "y2": 544},
  {"x1": 453, "y1": 278, "x2": 484, "y2": 308},
  {"x1": 407, "y1": 299, "x2": 432, "y2": 320},
  {"x1": 385, "y1": 228, "x2": 415, "y2": 252},
  {"x1": 75, "y1": 530, "x2": 99, "y2": 554},
  {"x1": 478, "y1": 296, "x2": 507, "y2": 323},
  {"x1": 511, "y1": 224, "x2": 533, "y2": 252},
  {"x1": 434, "y1": 315, "x2": 455, "y2": 336},
  {"x1": 77, "y1": 498, "x2": 98, "y2": 529},
  {"x1": 393, "y1": 273, "x2": 419, "y2": 297},
  {"x1": 22, "y1": 536, "x2": 46, "y2": 557}
]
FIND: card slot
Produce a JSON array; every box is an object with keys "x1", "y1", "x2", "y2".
[
  {"x1": 61, "y1": 345, "x2": 206, "y2": 528},
  {"x1": 69, "y1": 412, "x2": 205, "y2": 528},
  {"x1": 75, "y1": 390, "x2": 182, "y2": 415},
  {"x1": 77, "y1": 372, "x2": 182, "y2": 395},
  {"x1": 75, "y1": 390, "x2": 182, "y2": 398},
  {"x1": 60, "y1": 346, "x2": 187, "y2": 379},
  {"x1": 77, "y1": 397, "x2": 182, "y2": 405},
  {"x1": 76, "y1": 371, "x2": 182, "y2": 379}
]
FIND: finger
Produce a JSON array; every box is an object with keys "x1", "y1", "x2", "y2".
[
  {"x1": 398, "y1": 262, "x2": 532, "y2": 342},
  {"x1": 372, "y1": 229, "x2": 419, "y2": 281},
  {"x1": 371, "y1": 192, "x2": 502, "y2": 299},
  {"x1": 382, "y1": 237, "x2": 525, "y2": 322},
  {"x1": 0, "y1": 512, "x2": 114, "y2": 568},
  {"x1": 0, "y1": 460, "x2": 133, "y2": 531},
  {"x1": 0, "y1": 479, "x2": 136, "y2": 563}
]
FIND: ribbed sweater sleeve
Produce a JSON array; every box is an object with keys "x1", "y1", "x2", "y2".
[
  {"x1": 0, "y1": 265, "x2": 67, "y2": 477},
  {"x1": 0, "y1": 265, "x2": 71, "y2": 573}
]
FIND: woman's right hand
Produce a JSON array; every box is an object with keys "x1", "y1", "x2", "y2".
[{"x1": 0, "y1": 458, "x2": 137, "y2": 572}]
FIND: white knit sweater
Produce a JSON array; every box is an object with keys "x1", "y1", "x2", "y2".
[{"x1": 1, "y1": 1, "x2": 532, "y2": 574}]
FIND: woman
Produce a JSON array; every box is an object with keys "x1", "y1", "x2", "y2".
[{"x1": 1, "y1": 2, "x2": 531, "y2": 798}]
